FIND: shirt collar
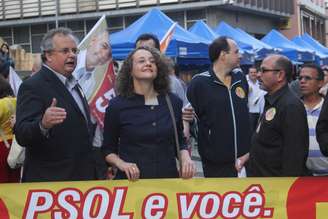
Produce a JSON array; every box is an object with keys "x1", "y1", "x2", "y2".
[
  {"x1": 43, "y1": 64, "x2": 78, "y2": 89},
  {"x1": 312, "y1": 98, "x2": 324, "y2": 111},
  {"x1": 209, "y1": 65, "x2": 241, "y2": 86},
  {"x1": 265, "y1": 84, "x2": 289, "y2": 106},
  {"x1": 304, "y1": 97, "x2": 324, "y2": 112}
]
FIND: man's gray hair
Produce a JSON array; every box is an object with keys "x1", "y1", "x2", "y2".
[{"x1": 40, "y1": 27, "x2": 79, "y2": 62}]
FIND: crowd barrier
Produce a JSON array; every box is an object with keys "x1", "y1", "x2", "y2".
[{"x1": 0, "y1": 177, "x2": 327, "y2": 218}]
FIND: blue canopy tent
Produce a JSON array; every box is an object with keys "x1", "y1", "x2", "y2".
[
  {"x1": 261, "y1": 30, "x2": 315, "y2": 63},
  {"x1": 301, "y1": 33, "x2": 328, "y2": 55},
  {"x1": 292, "y1": 36, "x2": 328, "y2": 65},
  {"x1": 213, "y1": 22, "x2": 253, "y2": 51},
  {"x1": 110, "y1": 8, "x2": 209, "y2": 65},
  {"x1": 235, "y1": 28, "x2": 275, "y2": 60},
  {"x1": 188, "y1": 20, "x2": 254, "y2": 65},
  {"x1": 188, "y1": 20, "x2": 217, "y2": 42}
]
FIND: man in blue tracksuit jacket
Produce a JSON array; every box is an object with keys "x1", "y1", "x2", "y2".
[{"x1": 187, "y1": 36, "x2": 251, "y2": 177}]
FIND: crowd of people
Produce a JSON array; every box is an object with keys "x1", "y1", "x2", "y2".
[{"x1": 1, "y1": 26, "x2": 328, "y2": 184}]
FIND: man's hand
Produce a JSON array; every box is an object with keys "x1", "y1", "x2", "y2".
[
  {"x1": 235, "y1": 153, "x2": 249, "y2": 172},
  {"x1": 182, "y1": 105, "x2": 195, "y2": 122},
  {"x1": 41, "y1": 98, "x2": 67, "y2": 129}
]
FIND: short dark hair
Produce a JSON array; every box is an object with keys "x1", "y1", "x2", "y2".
[
  {"x1": 135, "y1": 33, "x2": 160, "y2": 50},
  {"x1": 273, "y1": 55, "x2": 293, "y2": 82},
  {"x1": 248, "y1": 66, "x2": 257, "y2": 72},
  {"x1": 0, "y1": 43, "x2": 9, "y2": 55},
  {"x1": 0, "y1": 75, "x2": 14, "y2": 98},
  {"x1": 301, "y1": 63, "x2": 324, "y2": 81},
  {"x1": 208, "y1": 36, "x2": 231, "y2": 63},
  {"x1": 116, "y1": 46, "x2": 169, "y2": 97}
]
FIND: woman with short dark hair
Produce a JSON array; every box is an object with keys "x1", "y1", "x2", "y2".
[
  {"x1": 102, "y1": 47, "x2": 195, "y2": 180},
  {"x1": 0, "y1": 43, "x2": 15, "y2": 69}
]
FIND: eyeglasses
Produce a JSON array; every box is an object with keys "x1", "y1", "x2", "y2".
[
  {"x1": 298, "y1": 75, "x2": 320, "y2": 81},
  {"x1": 48, "y1": 48, "x2": 80, "y2": 55},
  {"x1": 259, "y1": 68, "x2": 281, "y2": 73}
]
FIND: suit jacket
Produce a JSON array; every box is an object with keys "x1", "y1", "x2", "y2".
[{"x1": 15, "y1": 66, "x2": 96, "y2": 182}]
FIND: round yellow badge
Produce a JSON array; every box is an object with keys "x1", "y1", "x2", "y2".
[
  {"x1": 265, "y1": 107, "x2": 276, "y2": 121},
  {"x1": 235, "y1": 87, "x2": 246, "y2": 99}
]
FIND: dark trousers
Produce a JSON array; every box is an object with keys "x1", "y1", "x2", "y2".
[
  {"x1": 202, "y1": 159, "x2": 237, "y2": 177},
  {"x1": 93, "y1": 147, "x2": 108, "y2": 180},
  {"x1": 249, "y1": 112, "x2": 260, "y2": 134}
]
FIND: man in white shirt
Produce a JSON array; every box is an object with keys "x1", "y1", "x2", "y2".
[{"x1": 246, "y1": 66, "x2": 265, "y2": 133}]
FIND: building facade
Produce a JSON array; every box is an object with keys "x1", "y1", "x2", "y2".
[
  {"x1": 0, "y1": 0, "x2": 294, "y2": 53},
  {"x1": 282, "y1": 0, "x2": 326, "y2": 44}
]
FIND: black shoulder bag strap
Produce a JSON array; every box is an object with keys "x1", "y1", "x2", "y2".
[{"x1": 165, "y1": 94, "x2": 181, "y2": 163}]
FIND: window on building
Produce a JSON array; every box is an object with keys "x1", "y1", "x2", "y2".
[
  {"x1": 31, "y1": 24, "x2": 47, "y2": 53},
  {"x1": 59, "y1": 21, "x2": 66, "y2": 27},
  {"x1": 20, "y1": 44, "x2": 31, "y2": 53},
  {"x1": 186, "y1": 9, "x2": 206, "y2": 29},
  {"x1": 0, "y1": 27, "x2": 13, "y2": 45},
  {"x1": 107, "y1": 16, "x2": 124, "y2": 31},
  {"x1": 86, "y1": 19, "x2": 98, "y2": 32},
  {"x1": 166, "y1": 11, "x2": 184, "y2": 28},
  {"x1": 48, "y1": 23, "x2": 56, "y2": 30},
  {"x1": 13, "y1": 26, "x2": 30, "y2": 51},
  {"x1": 67, "y1": 20, "x2": 84, "y2": 31},
  {"x1": 263, "y1": 0, "x2": 268, "y2": 9},
  {"x1": 31, "y1": 24, "x2": 47, "y2": 35},
  {"x1": 286, "y1": 0, "x2": 294, "y2": 14},
  {"x1": 269, "y1": 0, "x2": 274, "y2": 10},
  {"x1": 125, "y1": 15, "x2": 141, "y2": 27},
  {"x1": 32, "y1": 35, "x2": 43, "y2": 53},
  {"x1": 2, "y1": 37, "x2": 13, "y2": 45}
]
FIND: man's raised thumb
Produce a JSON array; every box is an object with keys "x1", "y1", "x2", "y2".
[{"x1": 50, "y1": 98, "x2": 57, "y2": 107}]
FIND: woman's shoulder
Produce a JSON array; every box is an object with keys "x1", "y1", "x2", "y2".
[
  {"x1": 0, "y1": 96, "x2": 16, "y2": 108},
  {"x1": 107, "y1": 95, "x2": 137, "y2": 111}
]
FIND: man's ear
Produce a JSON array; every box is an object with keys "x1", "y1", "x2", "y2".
[
  {"x1": 44, "y1": 52, "x2": 52, "y2": 63},
  {"x1": 277, "y1": 70, "x2": 286, "y2": 83},
  {"x1": 318, "y1": 80, "x2": 324, "y2": 88},
  {"x1": 219, "y1": 50, "x2": 227, "y2": 60}
]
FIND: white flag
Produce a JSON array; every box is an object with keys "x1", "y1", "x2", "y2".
[{"x1": 8, "y1": 67, "x2": 22, "y2": 96}]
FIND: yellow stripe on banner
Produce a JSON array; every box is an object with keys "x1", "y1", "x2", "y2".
[{"x1": 316, "y1": 203, "x2": 328, "y2": 219}]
